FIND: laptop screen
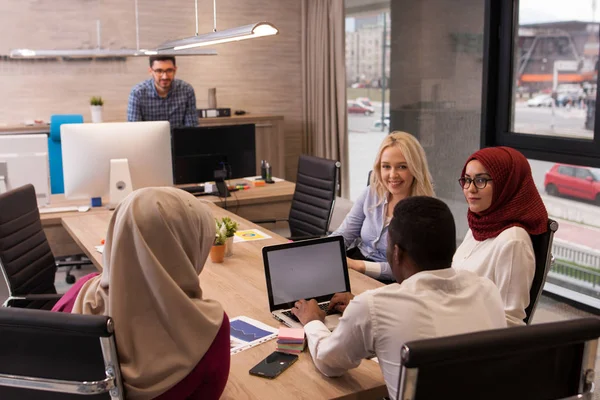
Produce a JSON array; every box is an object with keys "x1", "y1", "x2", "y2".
[{"x1": 262, "y1": 236, "x2": 351, "y2": 311}]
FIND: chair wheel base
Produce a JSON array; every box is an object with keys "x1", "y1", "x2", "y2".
[{"x1": 65, "y1": 275, "x2": 76, "y2": 284}]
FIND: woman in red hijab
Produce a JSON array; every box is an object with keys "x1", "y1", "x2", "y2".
[{"x1": 452, "y1": 146, "x2": 548, "y2": 327}]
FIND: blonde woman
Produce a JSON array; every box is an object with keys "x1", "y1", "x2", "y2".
[{"x1": 331, "y1": 132, "x2": 435, "y2": 282}]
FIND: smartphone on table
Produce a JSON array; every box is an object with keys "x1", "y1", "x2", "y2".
[{"x1": 249, "y1": 351, "x2": 299, "y2": 379}]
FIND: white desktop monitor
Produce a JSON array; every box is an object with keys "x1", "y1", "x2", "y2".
[
  {"x1": 61, "y1": 121, "x2": 173, "y2": 203},
  {"x1": 0, "y1": 134, "x2": 50, "y2": 206}
]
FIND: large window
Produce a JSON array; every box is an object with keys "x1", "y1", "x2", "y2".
[
  {"x1": 485, "y1": 0, "x2": 600, "y2": 307},
  {"x1": 484, "y1": 0, "x2": 600, "y2": 167},
  {"x1": 345, "y1": 7, "x2": 391, "y2": 200}
]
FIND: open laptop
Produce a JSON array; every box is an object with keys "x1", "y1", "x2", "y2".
[{"x1": 262, "y1": 236, "x2": 351, "y2": 330}]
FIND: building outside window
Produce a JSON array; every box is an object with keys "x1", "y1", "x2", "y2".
[
  {"x1": 345, "y1": 0, "x2": 600, "y2": 308},
  {"x1": 345, "y1": 3, "x2": 391, "y2": 200},
  {"x1": 486, "y1": 0, "x2": 600, "y2": 307}
]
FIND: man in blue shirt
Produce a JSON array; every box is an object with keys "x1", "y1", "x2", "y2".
[{"x1": 127, "y1": 56, "x2": 198, "y2": 127}]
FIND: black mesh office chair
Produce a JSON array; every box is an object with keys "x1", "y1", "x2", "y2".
[
  {"x1": 254, "y1": 155, "x2": 340, "y2": 241},
  {"x1": 0, "y1": 307, "x2": 124, "y2": 399},
  {"x1": 396, "y1": 318, "x2": 600, "y2": 400},
  {"x1": 524, "y1": 218, "x2": 559, "y2": 324},
  {"x1": 0, "y1": 184, "x2": 89, "y2": 309}
]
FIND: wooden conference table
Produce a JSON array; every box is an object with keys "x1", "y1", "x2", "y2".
[
  {"x1": 41, "y1": 179, "x2": 295, "y2": 258},
  {"x1": 60, "y1": 202, "x2": 388, "y2": 400}
]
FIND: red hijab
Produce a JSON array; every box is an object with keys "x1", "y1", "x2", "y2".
[{"x1": 462, "y1": 147, "x2": 548, "y2": 241}]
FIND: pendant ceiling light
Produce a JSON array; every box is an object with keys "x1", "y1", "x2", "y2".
[
  {"x1": 156, "y1": 0, "x2": 278, "y2": 51},
  {"x1": 8, "y1": 0, "x2": 217, "y2": 59},
  {"x1": 8, "y1": 47, "x2": 217, "y2": 59}
]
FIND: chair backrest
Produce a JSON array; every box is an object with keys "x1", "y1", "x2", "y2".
[
  {"x1": 397, "y1": 318, "x2": 600, "y2": 400},
  {"x1": 524, "y1": 218, "x2": 559, "y2": 324},
  {"x1": 0, "y1": 184, "x2": 57, "y2": 309},
  {"x1": 49, "y1": 114, "x2": 83, "y2": 194},
  {"x1": 288, "y1": 155, "x2": 340, "y2": 238},
  {"x1": 328, "y1": 196, "x2": 354, "y2": 233},
  {"x1": 0, "y1": 307, "x2": 124, "y2": 399}
]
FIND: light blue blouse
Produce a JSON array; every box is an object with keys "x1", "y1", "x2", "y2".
[{"x1": 330, "y1": 187, "x2": 393, "y2": 281}]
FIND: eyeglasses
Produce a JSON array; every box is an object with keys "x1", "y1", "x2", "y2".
[
  {"x1": 458, "y1": 177, "x2": 493, "y2": 189},
  {"x1": 152, "y1": 68, "x2": 176, "y2": 76}
]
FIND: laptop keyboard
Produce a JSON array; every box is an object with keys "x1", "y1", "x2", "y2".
[{"x1": 282, "y1": 302, "x2": 341, "y2": 323}]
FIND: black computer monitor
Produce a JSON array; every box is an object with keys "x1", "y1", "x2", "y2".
[{"x1": 171, "y1": 124, "x2": 256, "y2": 184}]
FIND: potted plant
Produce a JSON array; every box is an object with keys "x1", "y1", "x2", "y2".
[
  {"x1": 90, "y1": 96, "x2": 104, "y2": 123},
  {"x1": 220, "y1": 216, "x2": 239, "y2": 256},
  {"x1": 210, "y1": 219, "x2": 228, "y2": 263}
]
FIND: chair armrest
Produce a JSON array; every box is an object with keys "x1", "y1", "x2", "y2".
[
  {"x1": 56, "y1": 260, "x2": 92, "y2": 267},
  {"x1": 24, "y1": 294, "x2": 63, "y2": 301},
  {"x1": 251, "y1": 218, "x2": 289, "y2": 225},
  {"x1": 10, "y1": 294, "x2": 63, "y2": 301},
  {"x1": 288, "y1": 234, "x2": 326, "y2": 241},
  {"x1": 4, "y1": 294, "x2": 62, "y2": 308}
]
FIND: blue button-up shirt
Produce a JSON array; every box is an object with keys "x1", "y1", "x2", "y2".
[
  {"x1": 331, "y1": 187, "x2": 393, "y2": 280},
  {"x1": 127, "y1": 78, "x2": 198, "y2": 127}
]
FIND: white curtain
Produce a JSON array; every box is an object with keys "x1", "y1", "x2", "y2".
[{"x1": 301, "y1": 0, "x2": 349, "y2": 197}]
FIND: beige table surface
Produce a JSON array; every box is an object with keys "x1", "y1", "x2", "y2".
[
  {"x1": 61, "y1": 202, "x2": 387, "y2": 400},
  {"x1": 42, "y1": 180, "x2": 294, "y2": 257}
]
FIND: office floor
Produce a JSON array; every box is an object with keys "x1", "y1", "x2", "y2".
[
  {"x1": 54, "y1": 264, "x2": 98, "y2": 294},
  {"x1": 54, "y1": 265, "x2": 600, "y2": 397}
]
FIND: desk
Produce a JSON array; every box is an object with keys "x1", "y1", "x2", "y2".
[
  {"x1": 42, "y1": 180, "x2": 295, "y2": 257},
  {"x1": 1, "y1": 115, "x2": 285, "y2": 176},
  {"x1": 61, "y1": 203, "x2": 387, "y2": 399},
  {"x1": 0, "y1": 124, "x2": 50, "y2": 135}
]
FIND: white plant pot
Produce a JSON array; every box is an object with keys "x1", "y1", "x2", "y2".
[
  {"x1": 90, "y1": 105, "x2": 103, "y2": 123},
  {"x1": 225, "y1": 236, "x2": 234, "y2": 257}
]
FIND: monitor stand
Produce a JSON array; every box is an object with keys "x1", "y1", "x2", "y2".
[
  {"x1": 109, "y1": 158, "x2": 133, "y2": 208},
  {"x1": 0, "y1": 162, "x2": 7, "y2": 194},
  {"x1": 214, "y1": 168, "x2": 231, "y2": 197},
  {"x1": 215, "y1": 179, "x2": 230, "y2": 197}
]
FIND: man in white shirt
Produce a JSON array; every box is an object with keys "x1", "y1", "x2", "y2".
[{"x1": 291, "y1": 196, "x2": 507, "y2": 399}]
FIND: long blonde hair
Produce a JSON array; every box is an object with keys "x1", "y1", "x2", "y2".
[{"x1": 370, "y1": 131, "x2": 435, "y2": 205}]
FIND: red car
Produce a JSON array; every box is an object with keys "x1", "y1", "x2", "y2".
[
  {"x1": 347, "y1": 101, "x2": 374, "y2": 115},
  {"x1": 544, "y1": 163, "x2": 600, "y2": 204}
]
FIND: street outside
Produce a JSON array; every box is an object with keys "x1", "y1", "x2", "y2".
[
  {"x1": 513, "y1": 100, "x2": 591, "y2": 139},
  {"x1": 347, "y1": 99, "x2": 600, "y2": 251}
]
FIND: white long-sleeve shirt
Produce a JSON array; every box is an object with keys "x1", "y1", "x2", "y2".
[
  {"x1": 303, "y1": 268, "x2": 506, "y2": 399},
  {"x1": 452, "y1": 226, "x2": 535, "y2": 327}
]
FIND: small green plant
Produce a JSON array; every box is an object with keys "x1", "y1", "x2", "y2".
[
  {"x1": 214, "y1": 219, "x2": 228, "y2": 245},
  {"x1": 90, "y1": 96, "x2": 104, "y2": 106},
  {"x1": 220, "y1": 216, "x2": 239, "y2": 238}
]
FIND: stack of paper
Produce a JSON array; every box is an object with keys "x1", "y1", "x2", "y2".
[
  {"x1": 276, "y1": 327, "x2": 305, "y2": 354},
  {"x1": 229, "y1": 316, "x2": 278, "y2": 355}
]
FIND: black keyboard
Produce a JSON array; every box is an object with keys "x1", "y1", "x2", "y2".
[
  {"x1": 179, "y1": 185, "x2": 205, "y2": 194},
  {"x1": 282, "y1": 302, "x2": 341, "y2": 322},
  {"x1": 282, "y1": 310, "x2": 300, "y2": 323},
  {"x1": 194, "y1": 191, "x2": 217, "y2": 197}
]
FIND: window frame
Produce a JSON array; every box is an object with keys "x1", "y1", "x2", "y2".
[{"x1": 482, "y1": 0, "x2": 600, "y2": 167}]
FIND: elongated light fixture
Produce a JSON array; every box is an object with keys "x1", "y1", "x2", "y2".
[
  {"x1": 9, "y1": 48, "x2": 217, "y2": 59},
  {"x1": 157, "y1": 0, "x2": 278, "y2": 51},
  {"x1": 8, "y1": 1, "x2": 217, "y2": 59}
]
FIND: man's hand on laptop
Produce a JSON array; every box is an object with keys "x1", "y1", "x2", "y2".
[
  {"x1": 328, "y1": 292, "x2": 355, "y2": 313},
  {"x1": 292, "y1": 299, "x2": 325, "y2": 325},
  {"x1": 346, "y1": 258, "x2": 366, "y2": 273}
]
